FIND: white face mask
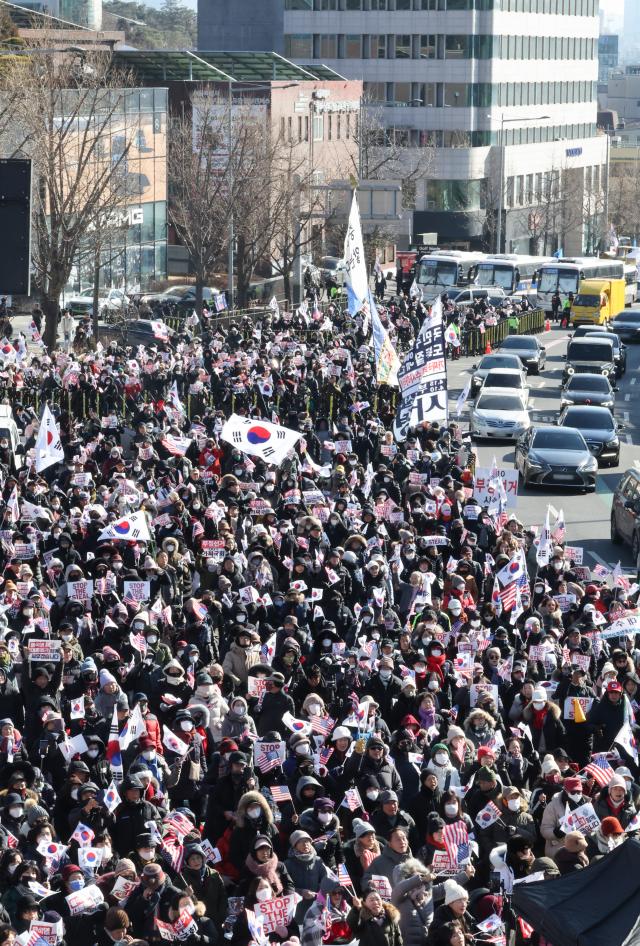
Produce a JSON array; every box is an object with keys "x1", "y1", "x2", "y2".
[
  {"x1": 507, "y1": 798, "x2": 521, "y2": 812},
  {"x1": 445, "y1": 804, "x2": 458, "y2": 817},
  {"x1": 295, "y1": 744, "x2": 310, "y2": 756},
  {"x1": 428, "y1": 680, "x2": 439, "y2": 691},
  {"x1": 317, "y1": 812, "x2": 332, "y2": 825},
  {"x1": 308, "y1": 703, "x2": 321, "y2": 716},
  {"x1": 379, "y1": 670, "x2": 392, "y2": 680},
  {"x1": 87, "y1": 748, "x2": 100, "y2": 759},
  {"x1": 248, "y1": 806, "x2": 262, "y2": 819},
  {"x1": 180, "y1": 721, "x2": 194, "y2": 732},
  {"x1": 139, "y1": 849, "x2": 154, "y2": 860},
  {"x1": 142, "y1": 750, "x2": 156, "y2": 761},
  {"x1": 568, "y1": 792, "x2": 582, "y2": 803},
  {"x1": 232, "y1": 704, "x2": 245, "y2": 716},
  {"x1": 435, "y1": 753, "x2": 448, "y2": 765},
  {"x1": 197, "y1": 686, "x2": 214, "y2": 699},
  {"x1": 255, "y1": 888, "x2": 271, "y2": 902},
  {"x1": 147, "y1": 635, "x2": 158, "y2": 645},
  {"x1": 532, "y1": 701, "x2": 545, "y2": 710},
  {"x1": 366, "y1": 790, "x2": 379, "y2": 801}
]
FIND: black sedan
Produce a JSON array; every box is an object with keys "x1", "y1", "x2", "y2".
[
  {"x1": 98, "y1": 319, "x2": 174, "y2": 347},
  {"x1": 557, "y1": 405, "x2": 623, "y2": 466},
  {"x1": 514, "y1": 425, "x2": 598, "y2": 491},
  {"x1": 577, "y1": 329, "x2": 627, "y2": 377},
  {"x1": 611, "y1": 310, "x2": 640, "y2": 342},
  {"x1": 495, "y1": 335, "x2": 546, "y2": 374},
  {"x1": 559, "y1": 373, "x2": 617, "y2": 411}
]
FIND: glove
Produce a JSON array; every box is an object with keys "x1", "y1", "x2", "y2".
[
  {"x1": 507, "y1": 825, "x2": 517, "y2": 836},
  {"x1": 554, "y1": 826, "x2": 565, "y2": 839}
]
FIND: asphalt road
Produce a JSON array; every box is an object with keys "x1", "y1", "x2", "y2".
[{"x1": 446, "y1": 316, "x2": 640, "y2": 577}]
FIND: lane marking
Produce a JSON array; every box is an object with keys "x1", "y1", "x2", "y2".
[
  {"x1": 625, "y1": 394, "x2": 631, "y2": 401},
  {"x1": 589, "y1": 550, "x2": 613, "y2": 569},
  {"x1": 631, "y1": 377, "x2": 637, "y2": 385}
]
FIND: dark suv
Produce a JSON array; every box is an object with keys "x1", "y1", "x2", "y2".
[{"x1": 611, "y1": 469, "x2": 640, "y2": 560}]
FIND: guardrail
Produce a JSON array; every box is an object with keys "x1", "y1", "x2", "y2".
[{"x1": 461, "y1": 308, "x2": 545, "y2": 356}]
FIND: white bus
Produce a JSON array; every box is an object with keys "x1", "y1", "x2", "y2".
[
  {"x1": 536, "y1": 257, "x2": 625, "y2": 312},
  {"x1": 474, "y1": 254, "x2": 552, "y2": 295},
  {"x1": 415, "y1": 251, "x2": 486, "y2": 301},
  {"x1": 624, "y1": 262, "x2": 638, "y2": 307}
]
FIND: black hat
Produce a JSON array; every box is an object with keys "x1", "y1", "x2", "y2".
[{"x1": 136, "y1": 832, "x2": 155, "y2": 848}]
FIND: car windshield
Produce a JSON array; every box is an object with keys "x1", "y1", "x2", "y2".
[
  {"x1": 532, "y1": 429, "x2": 585, "y2": 450},
  {"x1": 485, "y1": 373, "x2": 522, "y2": 388},
  {"x1": 480, "y1": 356, "x2": 519, "y2": 369},
  {"x1": 574, "y1": 294, "x2": 600, "y2": 307},
  {"x1": 322, "y1": 258, "x2": 341, "y2": 271},
  {"x1": 169, "y1": 287, "x2": 192, "y2": 299},
  {"x1": 500, "y1": 337, "x2": 537, "y2": 351},
  {"x1": 567, "y1": 341, "x2": 613, "y2": 361},
  {"x1": 566, "y1": 375, "x2": 610, "y2": 392},
  {"x1": 563, "y1": 409, "x2": 614, "y2": 430},
  {"x1": 614, "y1": 312, "x2": 640, "y2": 324},
  {"x1": 476, "y1": 395, "x2": 525, "y2": 412}
]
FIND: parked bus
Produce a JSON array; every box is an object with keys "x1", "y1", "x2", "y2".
[
  {"x1": 536, "y1": 257, "x2": 625, "y2": 312},
  {"x1": 623, "y1": 262, "x2": 638, "y2": 307},
  {"x1": 474, "y1": 254, "x2": 552, "y2": 295},
  {"x1": 414, "y1": 251, "x2": 486, "y2": 300}
]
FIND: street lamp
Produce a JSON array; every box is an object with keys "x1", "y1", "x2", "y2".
[{"x1": 488, "y1": 113, "x2": 550, "y2": 253}]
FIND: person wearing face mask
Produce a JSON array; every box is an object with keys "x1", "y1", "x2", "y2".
[
  {"x1": 68, "y1": 781, "x2": 113, "y2": 838},
  {"x1": 128, "y1": 832, "x2": 163, "y2": 876},
  {"x1": 220, "y1": 694, "x2": 257, "y2": 741},
  {"x1": 229, "y1": 790, "x2": 280, "y2": 871},
  {"x1": 365, "y1": 659, "x2": 402, "y2": 720},
  {"x1": 540, "y1": 775, "x2": 587, "y2": 858},
  {"x1": 477, "y1": 786, "x2": 536, "y2": 859},
  {"x1": 163, "y1": 710, "x2": 206, "y2": 820},
  {"x1": 131, "y1": 736, "x2": 171, "y2": 793},
  {"x1": 255, "y1": 672, "x2": 296, "y2": 739},
  {"x1": 187, "y1": 668, "x2": 228, "y2": 745},
  {"x1": 0, "y1": 795, "x2": 26, "y2": 839},
  {"x1": 180, "y1": 844, "x2": 228, "y2": 928},
  {"x1": 149, "y1": 660, "x2": 192, "y2": 718},
  {"x1": 297, "y1": 797, "x2": 343, "y2": 870},
  {"x1": 46, "y1": 863, "x2": 108, "y2": 946},
  {"x1": 222, "y1": 629, "x2": 262, "y2": 689},
  {"x1": 522, "y1": 687, "x2": 566, "y2": 755},
  {"x1": 285, "y1": 830, "x2": 330, "y2": 925},
  {"x1": 425, "y1": 744, "x2": 461, "y2": 794}
]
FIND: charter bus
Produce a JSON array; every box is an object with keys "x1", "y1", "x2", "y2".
[
  {"x1": 624, "y1": 262, "x2": 638, "y2": 306},
  {"x1": 414, "y1": 251, "x2": 486, "y2": 301},
  {"x1": 536, "y1": 257, "x2": 625, "y2": 312},
  {"x1": 473, "y1": 254, "x2": 553, "y2": 295}
]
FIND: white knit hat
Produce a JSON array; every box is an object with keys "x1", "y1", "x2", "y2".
[
  {"x1": 443, "y1": 879, "x2": 469, "y2": 906},
  {"x1": 541, "y1": 754, "x2": 560, "y2": 776}
]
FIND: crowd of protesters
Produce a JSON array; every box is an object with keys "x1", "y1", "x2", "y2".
[{"x1": 0, "y1": 293, "x2": 635, "y2": 946}]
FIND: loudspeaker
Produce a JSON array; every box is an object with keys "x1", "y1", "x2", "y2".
[{"x1": 0, "y1": 159, "x2": 31, "y2": 296}]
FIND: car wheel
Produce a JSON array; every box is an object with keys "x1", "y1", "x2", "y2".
[{"x1": 611, "y1": 512, "x2": 622, "y2": 544}]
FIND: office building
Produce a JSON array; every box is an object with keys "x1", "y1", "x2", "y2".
[
  {"x1": 282, "y1": 0, "x2": 607, "y2": 254},
  {"x1": 198, "y1": 0, "x2": 284, "y2": 53},
  {"x1": 599, "y1": 34, "x2": 619, "y2": 84},
  {"x1": 606, "y1": 65, "x2": 640, "y2": 120},
  {"x1": 622, "y1": 0, "x2": 640, "y2": 64}
]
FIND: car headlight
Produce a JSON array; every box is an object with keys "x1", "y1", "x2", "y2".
[
  {"x1": 472, "y1": 376, "x2": 482, "y2": 385},
  {"x1": 566, "y1": 366, "x2": 575, "y2": 375},
  {"x1": 527, "y1": 453, "x2": 549, "y2": 471},
  {"x1": 602, "y1": 369, "x2": 610, "y2": 377},
  {"x1": 605, "y1": 439, "x2": 619, "y2": 448},
  {"x1": 578, "y1": 455, "x2": 598, "y2": 472}
]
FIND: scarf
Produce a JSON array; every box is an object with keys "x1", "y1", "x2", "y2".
[
  {"x1": 427, "y1": 653, "x2": 446, "y2": 683},
  {"x1": 531, "y1": 707, "x2": 548, "y2": 731},
  {"x1": 244, "y1": 852, "x2": 283, "y2": 895},
  {"x1": 419, "y1": 707, "x2": 436, "y2": 728}
]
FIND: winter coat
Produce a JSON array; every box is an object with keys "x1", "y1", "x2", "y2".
[
  {"x1": 587, "y1": 695, "x2": 628, "y2": 752},
  {"x1": 220, "y1": 696, "x2": 257, "y2": 740},
  {"x1": 299, "y1": 808, "x2": 343, "y2": 870},
  {"x1": 180, "y1": 864, "x2": 228, "y2": 927},
  {"x1": 354, "y1": 753, "x2": 403, "y2": 795},
  {"x1": 284, "y1": 848, "x2": 329, "y2": 923},
  {"x1": 229, "y1": 790, "x2": 280, "y2": 869},
  {"x1": 522, "y1": 701, "x2": 566, "y2": 754},
  {"x1": 593, "y1": 788, "x2": 637, "y2": 829},
  {"x1": 189, "y1": 689, "x2": 228, "y2": 744},
  {"x1": 346, "y1": 902, "x2": 402, "y2": 946},
  {"x1": 424, "y1": 759, "x2": 461, "y2": 794},
  {"x1": 391, "y1": 858, "x2": 468, "y2": 946},
  {"x1": 222, "y1": 642, "x2": 261, "y2": 687},
  {"x1": 256, "y1": 689, "x2": 296, "y2": 738},
  {"x1": 463, "y1": 708, "x2": 497, "y2": 749},
  {"x1": 362, "y1": 845, "x2": 413, "y2": 888},
  {"x1": 540, "y1": 789, "x2": 587, "y2": 857}
]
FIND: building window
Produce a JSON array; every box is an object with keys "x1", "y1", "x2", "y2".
[
  {"x1": 444, "y1": 83, "x2": 468, "y2": 106},
  {"x1": 317, "y1": 35, "x2": 337, "y2": 58},
  {"x1": 345, "y1": 0, "x2": 362, "y2": 6},
  {"x1": 370, "y1": 34, "x2": 387, "y2": 58},
  {"x1": 285, "y1": 34, "x2": 313, "y2": 58},
  {"x1": 395, "y1": 35, "x2": 411, "y2": 58},
  {"x1": 285, "y1": 0, "x2": 312, "y2": 8},
  {"x1": 313, "y1": 0, "x2": 337, "y2": 8},
  {"x1": 313, "y1": 114, "x2": 324, "y2": 141},
  {"x1": 364, "y1": 81, "x2": 386, "y2": 102},
  {"x1": 420, "y1": 35, "x2": 436, "y2": 58},
  {"x1": 506, "y1": 176, "x2": 515, "y2": 208},
  {"x1": 445, "y1": 35, "x2": 469, "y2": 58},
  {"x1": 344, "y1": 34, "x2": 361, "y2": 57}
]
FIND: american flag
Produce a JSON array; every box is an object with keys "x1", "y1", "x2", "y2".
[
  {"x1": 270, "y1": 786, "x2": 292, "y2": 804},
  {"x1": 161, "y1": 833, "x2": 184, "y2": 873},
  {"x1": 442, "y1": 820, "x2": 469, "y2": 864},
  {"x1": 337, "y1": 864, "x2": 354, "y2": 887},
  {"x1": 311, "y1": 716, "x2": 336, "y2": 737},
  {"x1": 256, "y1": 747, "x2": 282, "y2": 773},
  {"x1": 499, "y1": 581, "x2": 517, "y2": 611},
  {"x1": 318, "y1": 746, "x2": 334, "y2": 766},
  {"x1": 582, "y1": 754, "x2": 615, "y2": 788},
  {"x1": 342, "y1": 788, "x2": 364, "y2": 812}
]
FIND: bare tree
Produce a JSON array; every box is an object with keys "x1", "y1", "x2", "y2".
[
  {"x1": 167, "y1": 97, "x2": 231, "y2": 316},
  {"x1": 0, "y1": 44, "x2": 135, "y2": 348}
]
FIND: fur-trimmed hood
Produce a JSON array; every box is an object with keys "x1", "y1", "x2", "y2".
[
  {"x1": 359, "y1": 902, "x2": 400, "y2": 924},
  {"x1": 235, "y1": 790, "x2": 273, "y2": 827},
  {"x1": 186, "y1": 702, "x2": 211, "y2": 730},
  {"x1": 392, "y1": 857, "x2": 431, "y2": 884},
  {"x1": 463, "y1": 708, "x2": 496, "y2": 732},
  {"x1": 522, "y1": 700, "x2": 561, "y2": 723}
]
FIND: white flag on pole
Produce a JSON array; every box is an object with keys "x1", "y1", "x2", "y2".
[
  {"x1": 168, "y1": 381, "x2": 185, "y2": 415},
  {"x1": 343, "y1": 190, "x2": 369, "y2": 315},
  {"x1": 455, "y1": 379, "x2": 471, "y2": 417},
  {"x1": 98, "y1": 510, "x2": 151, "y2": 543},
  {"x1": 35, "y1": 405, "x2": 65, "y2": 472},
  {"x1": 220, "y1": 413, "x2": 302, "y2": 466}
]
